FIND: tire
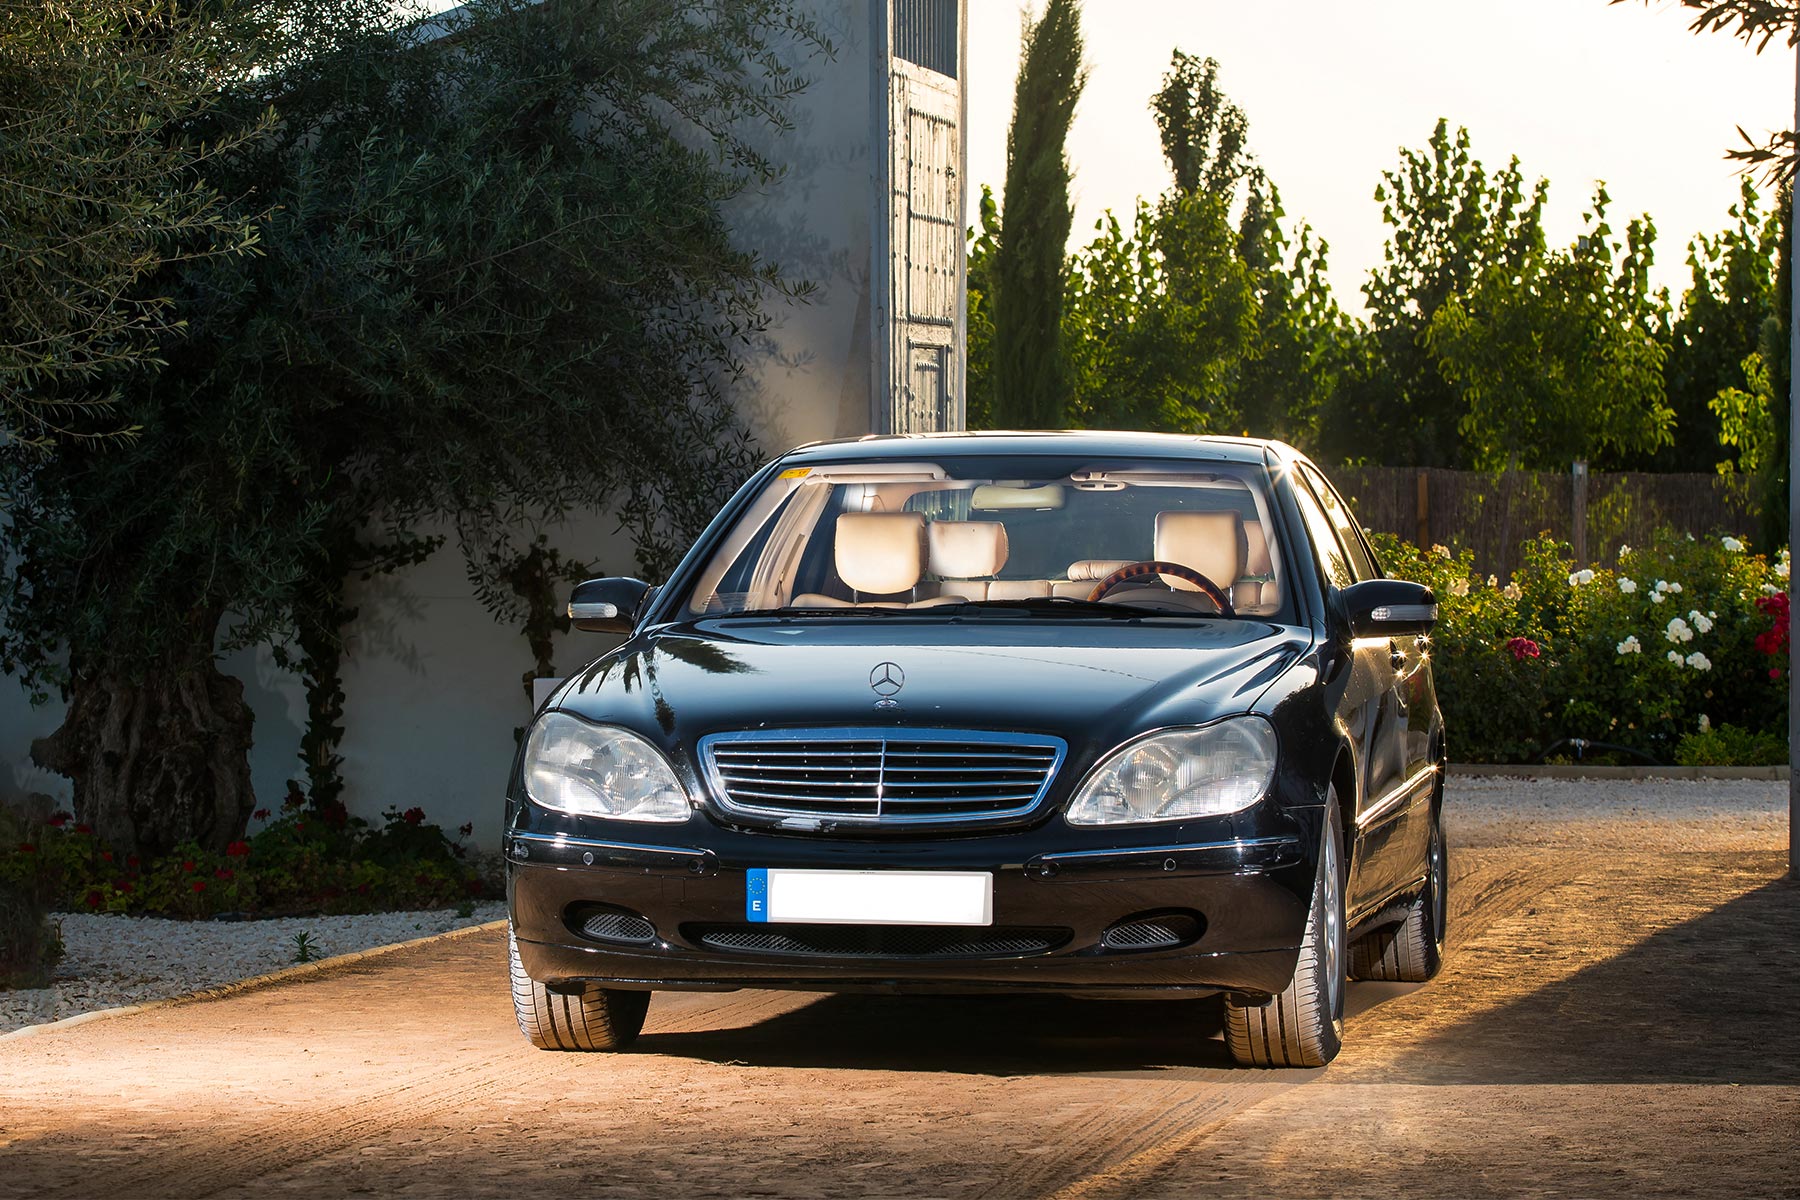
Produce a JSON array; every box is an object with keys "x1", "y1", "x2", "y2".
[
  {"x1": 1225, "y1": 800, "x2": 1346, "y2": 1068},
  {"x1": 1349, "y1": 801, "x2": 1447, "y2": 984},
  {"x1": 509, "y1": 929, "x2": 650, "y2": 1051}
]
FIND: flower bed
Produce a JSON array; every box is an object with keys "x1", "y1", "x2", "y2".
[
  {"x1": 4, "y1": 794, "x2": 492, "y2": 935},
  {"x1": 1368, "y1": 531, "x2": 1790, "y2": 764}
]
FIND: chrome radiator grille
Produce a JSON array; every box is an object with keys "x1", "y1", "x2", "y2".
[{"x1": 698, "y1": 728, "x2": 1066, "y2": 827}]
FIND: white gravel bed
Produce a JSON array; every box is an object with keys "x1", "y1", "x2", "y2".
[
  {"x1": 1446, "y1": 776, "x2": 1788, "y2": 852},
  {"x1": 0, "y1": 903, "x2": 506, "y2": 1035}
]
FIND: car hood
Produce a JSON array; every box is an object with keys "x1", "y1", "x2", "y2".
[{"x1": 551, "y1": 617, "x2": 1311, "y2": 763}]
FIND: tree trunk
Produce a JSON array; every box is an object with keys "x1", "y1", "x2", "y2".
[{"x1": 30, "y1": 660, "x2": 256, "y2": 856}]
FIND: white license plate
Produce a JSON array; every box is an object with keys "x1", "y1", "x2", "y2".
[{"x1": 745, "y1": 869, "x2": 993, "y2": 926}]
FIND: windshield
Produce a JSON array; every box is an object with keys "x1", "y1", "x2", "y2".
[{"x1": 679, "y1": 459, "x2": 1292, "y2": 622}]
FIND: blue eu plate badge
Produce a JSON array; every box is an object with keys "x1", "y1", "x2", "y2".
[{"x1": 746, "y1": 868, "x2": 770, "y2": 922}]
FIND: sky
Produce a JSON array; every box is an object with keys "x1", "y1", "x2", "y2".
[{"x1": 964, "y1": 0, "x2": 1795, "y2": 313}]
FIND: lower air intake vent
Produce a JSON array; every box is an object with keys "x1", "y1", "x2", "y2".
[
  {"x1": 691, "y1": 924, "x2": 1068, "y2": 959},
  {"x1": 577, "y1": 910, "x2": 657, "y2": 945},
  {"x1": 1101, "y1": 912, "x2": 1203, "y2": 952}
]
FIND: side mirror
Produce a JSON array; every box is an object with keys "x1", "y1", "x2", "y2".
[
  {"x1": 567, "y1": 577, "x2": 652, "y2": 634},
  {"x1": 1339, "y1": 578, "x2": 1437, "y2": 639}
]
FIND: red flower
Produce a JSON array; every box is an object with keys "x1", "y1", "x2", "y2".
[
  {"x1": 402, "y1": 807, "x2": 426, "y2": 826},
  {"x1": 84, "y1": 890, "x2": 103, "y2": 908},
  {"x1": 252, "y1": 809, "x2": 271, "y2": 821},
  {"x1": 16, "y1": 842, "x2": 36, "y2": 854},
  {"x1": 126, "y1": 854, "x2": 140, "y2": 869},
  {"x1": 191, "y1": 880, "x2": 206, "y2": 893},
  {"x1": 295, "y1": 821, "x2": 306, "y2": 833},
  {"x1": 225, "y1": 841, "x2": 251, "y2": 857},
  {"x1": 72, "y1": 823, "x2": 92, "y2": 835},
  {"x1": 214, "y1": 867, "x2": 234, "y2": 880},
  {"x1": 180, "y1": 860, "x2": 196, "y2": 873},
  {"x1": 1506, "y1": 636, "x2": 1542, "y2": 661},
  {"x1": 458, "y1": 822, "x2": 473, "y2": 838},
  {"x1": 47, "y1": 813, "x2": 69, "y2": 828},
  {"x1": 116, "y1": 881, "x2": 134, "y2": 895},
  {"x1": 357, "y1": 882, "x2": 371, "y2": 896},
  {"x1": 1772, "y1": 668, "x2": 1784, "y2": 681},
  {"x1": 100, "y1": 850, "x2": 113, "y2": 863}
]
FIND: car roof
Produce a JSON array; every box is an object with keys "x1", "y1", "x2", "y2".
[{"x1": 777, "y1": 429, "x2": 1297, "y2": 467}]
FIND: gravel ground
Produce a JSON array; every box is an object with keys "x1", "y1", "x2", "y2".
[
  {"x1": 0, "y1": 775, "x2": 1783, "y2": 1038},
  {"x1": 0, "y1": 903, "x2": 506, "y2": 1035},
  {"x1": 1444, "y1": 774, "x2": 1787, "y2": 851}
]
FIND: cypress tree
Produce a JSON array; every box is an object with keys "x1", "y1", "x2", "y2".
[{"x1": 991, "y1": 0, "x2": 1085, "y2": 429}]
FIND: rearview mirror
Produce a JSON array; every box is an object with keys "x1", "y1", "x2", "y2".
[
  {"x1": 1339, "y1": 579, "x2": 1436, "y2": 639},
  {"x1": 567, "y1": 577, "x2": 652, "y2": 634}
]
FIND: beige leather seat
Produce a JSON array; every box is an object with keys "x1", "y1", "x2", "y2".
[
  {"x1": 791, "y1": 512, "x2": 964, "y2": 608},
  {"x1": 927, "y1": 520, "x2": 1009, "y2": 601},
  {"x1": 1237, "y1": 521, "x2": 1280, "y2": 614},
  {"x1": 1154, "y1": 511, "x2": 1244, "y2": 605},
  {"x1": 1055, "y1": 560, "x2": 1134, "y2": 599}
]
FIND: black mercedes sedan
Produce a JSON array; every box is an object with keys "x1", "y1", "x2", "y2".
[{"x1": 505, "y1": 432, "x2": 1447, "y2": 1067}]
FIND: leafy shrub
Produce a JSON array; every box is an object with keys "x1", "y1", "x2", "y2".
[
  {"x1": 1673, "y1": 723, "x2": 1788, "y2": 767},
  {"x1": 0, "y1": 808, "x2": 63, "y2": 989},
  {"x1": 0, "y1": 798, "x2": 493, "y2": 920},
  {"x1": 1369, "y1": 530, "x2": 1789, "y2": 763}
]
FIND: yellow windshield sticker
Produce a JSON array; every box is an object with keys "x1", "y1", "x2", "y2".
[{"x1": 778, "y1": 467, "x2": 811, "y2": 479}]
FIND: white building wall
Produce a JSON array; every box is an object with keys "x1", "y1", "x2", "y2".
[{"x1": 0, "y1": 0, "x2": 887, "y2": 846}]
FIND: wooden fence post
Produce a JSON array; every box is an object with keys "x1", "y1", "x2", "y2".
[
  {"x1": 1571, "y1": 460, "x2": 1589, "y2": 565},
  {"x1": 1416, "y1": 471, "x2": 1430, "y2": 549}
]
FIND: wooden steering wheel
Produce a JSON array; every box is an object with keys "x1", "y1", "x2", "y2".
[{"x1": 1087, "y1": 560, "x2": 1235, "y2": 616}]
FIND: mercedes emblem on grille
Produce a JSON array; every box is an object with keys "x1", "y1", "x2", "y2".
[{"x1": 870, "y1": 661, "x2": 905, "y2": 709}]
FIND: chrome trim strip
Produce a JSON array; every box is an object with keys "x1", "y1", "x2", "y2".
[
  {"x1": 1035, "y1": 836, "x2": 1300, "y2": 863},
  {"x1": 1358, "y1": 764, "x2": 1437, "y2": 830},
  {"x1": 698, "y1": 726, "x2": 1068, "y2": 827},
  {"x1": 508, "y1": 830, "x2": 711, "y2": 862}
]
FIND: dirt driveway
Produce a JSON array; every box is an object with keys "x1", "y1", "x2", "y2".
[{"x1": 2, "y1": 781, "x2": 1795, "y2": 1199}]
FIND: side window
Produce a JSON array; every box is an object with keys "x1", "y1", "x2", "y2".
[
  {"x1": 1290, "y1": 476, "x2": 1355, "y2": 590},
  {"x1": 1300, "y1": 465, "x2": 1376, "y2": 582}
]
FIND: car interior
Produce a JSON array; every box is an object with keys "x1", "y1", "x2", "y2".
[{"x1": 685, "y1": 465, "x2": 1287, "y2": 620}]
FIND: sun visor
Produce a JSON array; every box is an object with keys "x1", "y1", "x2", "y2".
[{"x1": 970, "y1": 484, "x2": 1065, "y2": 511}]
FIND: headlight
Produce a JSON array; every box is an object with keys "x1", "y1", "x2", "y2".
[
  {"x1": 1066, "y1": 718, "x2": 1277, "y2": 825},
  {"x1": 522, "y1": 713, "x2": 691, "y2": 823}
]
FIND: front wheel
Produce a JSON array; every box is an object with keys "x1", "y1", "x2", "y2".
[
  {"x1": 1225, "y1": 800, "x2": 1346, "y2": 1068},
  {"x1": 509, "y1": 930, "x2": 650, "y2": 1051}
]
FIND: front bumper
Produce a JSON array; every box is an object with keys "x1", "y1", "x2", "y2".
[{"x1": 505, "y1": 808, "x2": 1322, "y2": 1000}]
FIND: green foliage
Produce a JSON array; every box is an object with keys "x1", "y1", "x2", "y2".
[
  {"x1": 965, "y1": 185, "x2": 1000, "y2": 430},
  {"x1": 1673, "y1": 721, "x2": 1788, "y2": 765},
  {"x1": 0, "y1": 808, "x2": 63, "y2": 989},
  {"x1": 1426, "y1": 187, "x2": 1674, "y2": 469},
  {"x1": 1, "y1": 799, "x2": 490, "y2": 919},
  {"x1": 992, "y1": 0, "x2": 1085, "y2": 429},
  {"x1": 0, "y1": 0, "x2": 268, "y2": 447},
  {"x1": 1325, "y1": 121, "x2": 1554, "y2": 467},
  {"x1": 1372, "y1": 529, "x2": 1789, "y2": 763}
]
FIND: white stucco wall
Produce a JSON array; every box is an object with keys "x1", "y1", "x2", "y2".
[{"x1": 0, "y1": 0, "x2": 880, "y2": 847}]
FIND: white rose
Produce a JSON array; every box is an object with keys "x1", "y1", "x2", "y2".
[
  {"x1": 1722, "y1": 536, "x2": 1744, "y2": 553},
  {"x1": 1650, "y1": 591, "x2": 1666, "y2": 604},
  {"x1": 1690, "y1": 611, "x2": 1714, "y2": 634},
  {"x1": 1671, "y1": 582, "x2": 1684, "y2": 594},
  {"x1": 1778, "y1": 560, "x2": 1790, "y2": 581},
  {"x1": 1655, "y1": 580, "x2": 1670, "y2": 592},
  {"x1": 1618, "y1": 578, "x2": 1637, "y2": 594},
  {"x1": 1616, "y1": 636, "x2": 1641, "y2": 655},
  {"x1": 1668, "y1": 650, "x2": 1683, "y2": 665},
  {"x1": 1685, "y1": 652, "x2": 1712, "y2": 672},
  {"x1": 1487, "y1": 575, "x2": 1498, "y2": 588},
  {"x1": 1431, "y1": 544, "x2": 1450, "y2": 559},
  {"x1": 1664, "y1": 618, "x2": 1692, "y2": 643},
  {"x1": 1698, "y1": 714, "x2": 1711, "y2": 732},
  {"x1": 1450, "y1": 577, "x2": 1470, "y2": 597},
  {"x1": 1618, "y1": 544, "x2": 1632, "y2": 560},
  {"x1": 1503, "y1": 583, "x2": 1522, "y2": 601}
]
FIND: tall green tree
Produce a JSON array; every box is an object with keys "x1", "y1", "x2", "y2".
[
  {"x1": 0, "y1": 0, "x2": 270, "y2": 446},
  {"x1": 991, "y1": 0, "x2": 1085, "y2": 429},
  {"x1": 1321, "y1": 121, "x2": 1551, "y2": 466},
  {"x1": 2, "y1": 0, "x2": 827, "y2": 854},
  {"x1": 1426, "y1": 189, "x2": 1674, "y2": 469}
]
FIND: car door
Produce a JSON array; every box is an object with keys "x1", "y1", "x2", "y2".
[{"x1": 1286, "y1": 471, "x2": 1403, "y2": 916}]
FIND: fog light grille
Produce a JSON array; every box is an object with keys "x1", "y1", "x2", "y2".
[
  {"x1": 1101, "y1": 912, "x2": 1202, "y2": 952},
  {"x1": 579, "y1": 911, "x2": 656, "y2": 945}
]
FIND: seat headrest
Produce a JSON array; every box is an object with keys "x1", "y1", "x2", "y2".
[
  {"x1": 836, "y1": 512, "x2": 926, "y2": 595},
  {"x1": 928, "y1": 521, "x2": 1008, "y2": 579},
  {"x1": 1154, "y1": 511, "x2": 1245, "y2": 591},
  {"x1": 1243, "y1": 521, "x2": 1274, "y2": 576}
]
